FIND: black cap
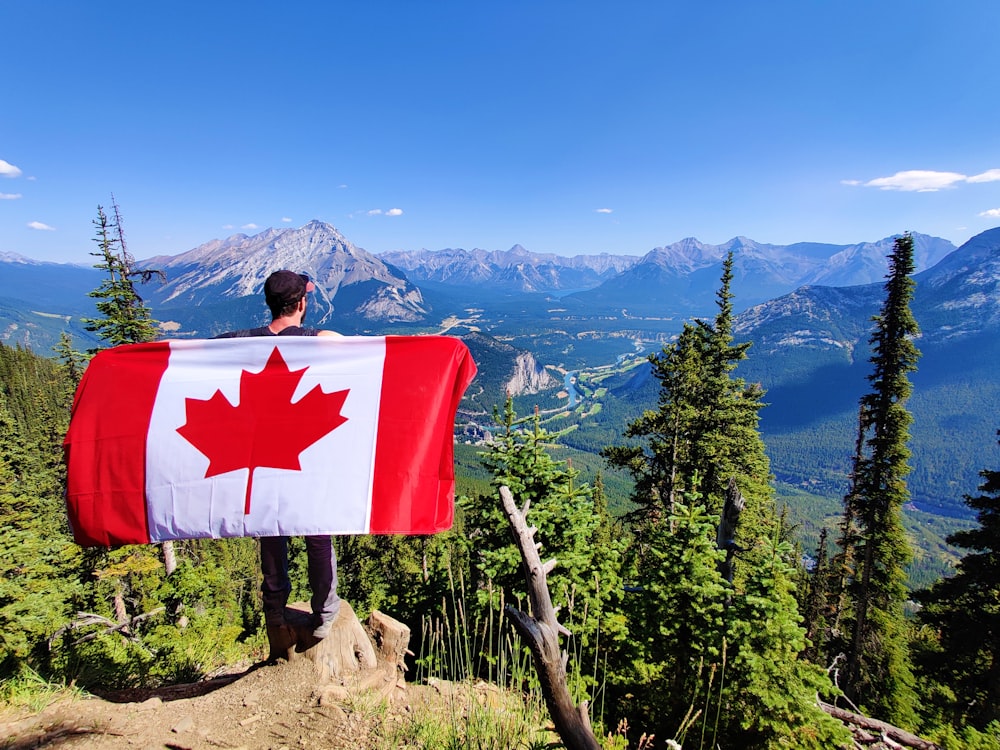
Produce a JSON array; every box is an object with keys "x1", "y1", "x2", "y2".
[{"x1": 264, "y1": 270, "x2": 315, "y2": 309}]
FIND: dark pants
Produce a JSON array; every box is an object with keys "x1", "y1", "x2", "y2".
[{"x1": 260, "y1": 535, "x2": 340, "y2": 626}]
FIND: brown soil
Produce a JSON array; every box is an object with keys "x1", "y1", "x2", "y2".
[{"x1": 0, "y1": 658, "x2": 454, "y2": 750}]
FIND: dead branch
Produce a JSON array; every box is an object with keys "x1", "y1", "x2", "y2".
[
  {"x1": 48, "y1": 608, "x2": 164, "y2": 649},
  {"x1": 499, "y1": 485, "x2": 602, "y2": 750},
  {"x1": 819, "y1": 700, "x2": 940, "y2": 750}
]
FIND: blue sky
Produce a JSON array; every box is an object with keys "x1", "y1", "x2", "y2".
[{"x1": 4, "y1": 1, "x2": 1000, "y2": 263}]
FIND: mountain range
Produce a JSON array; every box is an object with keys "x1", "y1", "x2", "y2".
[
  {"x1": 2, "y1": 221, "x2": 998, "y2": 528},
  {"x1": 0, "y1": 221, "x2": 961, "y2": 346}
]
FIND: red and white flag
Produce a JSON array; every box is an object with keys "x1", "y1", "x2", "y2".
[{"x1": 64, "y1": 336, "x2": 476, "y2": 546}]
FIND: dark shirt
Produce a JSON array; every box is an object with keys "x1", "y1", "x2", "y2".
[{"x1": 214, "y1": 325, "x2": 320, "y2": 338}]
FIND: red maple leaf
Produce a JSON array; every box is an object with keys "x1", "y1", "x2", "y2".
[{"x1": 177, "y1": 346, "x2": 349, "y2": 514}]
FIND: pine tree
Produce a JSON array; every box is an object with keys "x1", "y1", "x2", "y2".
[
  {"x1": 833, "y1": 233, "x2": 920, "y2": 724},
  {"x1": 603, "y1": 252, "x2": 775, "y2": 557},
  {"x1": 618, "y1": 484, "x2": 850, "y2": 749},
  {"x1": 722, "y1": 532, "x2": 853, "y2": 749},
  {"x1": 600, "y1": 256, "x2": 846, "y2": 746},
  {"x1": 461, "y1": 399, "x2": 627, "y2": 692},
  {"x1": 915, "y1": 431, "x2": 1000, "y2": 731},
  {"x1": 67, "y1": 200, "x2": 194, "y2": 684},
  {"x1": 81, "y1": 201, "x2": 161, "y2": 349}
]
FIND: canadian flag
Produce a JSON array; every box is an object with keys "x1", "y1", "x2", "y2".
[{"x1": 64, "y1": 336, "x2": 476, "y2": 547}]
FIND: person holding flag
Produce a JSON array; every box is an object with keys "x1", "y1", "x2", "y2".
[
  {"x1": 216, "y1": 270, "x2": 342, "y2": 644},
  {"x1": 64, "y1": 269, "x2": 476, "y2": 660}
]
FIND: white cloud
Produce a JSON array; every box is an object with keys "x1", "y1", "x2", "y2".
[
  {"x1": 595, "y1": 207, "x2": 613, "y2": 214},
  {"x1": 849, "y1": 168, "x2": 1000, "y2": 192},
  {"x1": 241, "y1": 223, "x2": 259, "y2": 230},
  {"x1": 222, "y1": 224, "x2": 235, "y2": 230},
  {"x1": 0, "y1": 160, "x2": 23, "y2": 178},
  {"x1": 281, "y1": 217, "x2": 292, "y2": 223},
  {"x1": 865, "y1": 170, "x2": 967, "y2": 192},
  {"x1": 968, "y1": 169, "x2": 1000, "y2": 184},
  {"x1": 367, "y1": 209, "x2": 383, "y2": 216},
  {"x1": 386, "y1": 208, "x2": 403, "y2": 217},
  {"x1": 338, "y1": 184, "x2": 348, "y2": 189},
  {"x1": 978, "y1": 208, "x2": 1000, "y2": 218},
  {"x1": 27, "y1": 221, "x2": 55, "y2": 231},
  {"x1": 0, "y1": 193, "x2": 21, "y2": 200}
]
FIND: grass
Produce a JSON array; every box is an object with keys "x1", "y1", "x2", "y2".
[{"x1": 0, "y1": 666, "x2": 85, "y2": 714}]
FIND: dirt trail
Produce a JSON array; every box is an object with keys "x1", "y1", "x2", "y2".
[{"x1": 1, "y1": 657, "x2": 433, "y2": 749}]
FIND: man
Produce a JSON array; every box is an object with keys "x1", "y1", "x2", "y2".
[{"x1": 216, "y1": 270, "x2": 341, "y2": 646}]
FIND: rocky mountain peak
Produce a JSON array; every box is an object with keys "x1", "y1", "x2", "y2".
[{"x1": 143, "y1": 221, "x2": 427, "y2": 325}]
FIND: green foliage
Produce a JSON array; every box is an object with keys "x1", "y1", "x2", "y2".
[
  {"x1": 618, "y1": 497, "x2": 728, "y2": 727},
  {"x1": 50, "y1": 538, "x2": 263, "y2": 690},
  {"x1": 721, "y1": 534, "x2": 852, "y2": 748},
  {"x1": 460, "y1": 398, "x2": 628, "y2": 701},
  {"x1": 603, "y1": 253, "x2": 774, "y2": 544},
  {"x1": 0, "y1": 344, "x2": 82, "y2": 678},
  {"x1": 915, "y1": 432, "x2": 1000, "y2": 732},
  {"x1": 616, "y1": 493, "x2": 850, "y2": 749}
]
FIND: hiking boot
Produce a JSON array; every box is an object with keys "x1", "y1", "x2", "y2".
[
  {"x1": 265, "y1": 623, "x2": 294, "y2": 661},
  {"x1": 312, "y1": 614, "x2": 337, "y2": 640}
]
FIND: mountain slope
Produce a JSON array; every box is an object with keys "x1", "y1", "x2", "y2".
[
  {"x1": 569, "y1": 233, "x2": 956, "y2": 315},
  {"x1": 733, "y1": 228, "x2": 1000, "y2": 516},
  {"x1": 380, "y1": 245, "x2": 639, "y2": 293},
  {"x1": 144, "y1": 221, "x2": 429, "y2": 335}
]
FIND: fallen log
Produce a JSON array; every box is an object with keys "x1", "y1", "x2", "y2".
[{"x1": 819, "y1": 700, "x2": 940, "y2": 750}]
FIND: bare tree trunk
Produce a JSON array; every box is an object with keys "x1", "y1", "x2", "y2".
[
  {"x1": 162, "y1": 540, "x2": 177, "y2": 576},
  {"x1": 113, "y1": 587, "x2": 129, "y2": 636},
  {"x1": 717, "y1": 477, "x2": 744, "y2": 585},
  {"x1": 499, "y1": 486, "x2": 602, "y2": 750}
]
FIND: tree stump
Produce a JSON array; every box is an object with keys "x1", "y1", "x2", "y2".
[
  {"x1": 266, "y1": 602, "x2": 411, "y2": 705},
  {"x1": 278, "y1": 601, "x2": 377, "y2": 684}
]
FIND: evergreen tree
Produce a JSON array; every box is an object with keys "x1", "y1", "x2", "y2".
[
  {"x1": 460, "y1": 399, "x2": 627, "y2": 693},
  {"x1": 722, "y1": 532, "x2": 853, "y2": 749},
  {"x1": 605, "y1": 254, "x2": 771, "y2": 518},
  {"x1": 915, "y1": 431, "x2": 1000, "y2": 731},
  {"x1": 618, "y1": 485, "x2": 850, "y2": 749},
  {"x1": 54, "y1": 201, "x2": 257, "y2": 689},
  {"x1": 603, "y1": 252, "x2": 775, "y2": 564},
  {"x1": 832, "y1": 233, "x2": 920, "y2": 724},
  {"x1": 619, "y1": 488, "x2": 728, "y2": 732},
  {"x1": 600, "y1": 257, "x2": 847, "y2": 746},
  {"x1": 81, "y1": 201, "x2": 161, "y2": 349}
]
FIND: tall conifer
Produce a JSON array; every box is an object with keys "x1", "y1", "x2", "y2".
[
  {"x1": 81, "y1": 201, "x2": 160, "y2": 349},
  {"x1": 833, "y1": 233, "x2": 920, "y2": 723},
  {"x1": 603, "y1": 252, "x2": 772, "y2": 538}
]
